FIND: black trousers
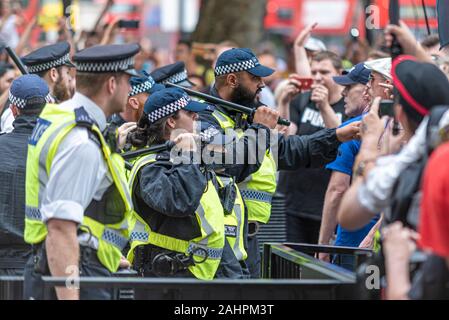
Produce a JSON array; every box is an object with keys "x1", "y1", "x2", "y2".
[
  {"x1": 246, "y1": 235, "x2": 261, "y2": 279},
  {"x1": 23, "y1": 245, "x2": 114, "y2": 300},
  {"x1": 0, "y1": 246, "x2": 31, "y2": 276},
  {"x1": 286, "y1": 215, "x2": 321, "y2": 244}
]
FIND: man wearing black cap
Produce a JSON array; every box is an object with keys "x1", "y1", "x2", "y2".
[
  {"x1": 151, "y1": 61, "x2": 195, "y2": 88},
  {"x1": 0, "y1": 74, "x2": 50, "y2": 276},
  {"x1": 23, "y1": 43, "x2": 140, "y2": 300},
  {"x1": 198, "y1": 47, "x2": 359, "y2": 278},
  {"x1": 22, "y1": 41, "x2": 75, "y2": 103}
]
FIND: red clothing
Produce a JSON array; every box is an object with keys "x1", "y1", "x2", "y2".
[{"x1": 419, "y1": 142, "x2": 449, "y2": 257}]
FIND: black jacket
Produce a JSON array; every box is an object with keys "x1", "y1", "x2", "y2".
[
  {"x1": 0, "y1": 115, "x2": 37, "y2": 246},
  {"x1": 198, "y1": 87, "x2": 341, "y2": 181},
  {"x1": 133, "y1": 151, "x2": 208, "y2": 240}
]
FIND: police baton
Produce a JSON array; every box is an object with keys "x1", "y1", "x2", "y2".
[
  {"x1": 122, "y1": 140, "x2": 176, "y2": 170},
  {"x1": 165, "y1": 82, "x2": 291, "y2": 126},
  {"x1": 3, "y1": 45, "x2": 29, "y2": 75}
]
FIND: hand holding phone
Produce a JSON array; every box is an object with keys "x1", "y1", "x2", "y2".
[
  {"x1": 289, "y1": 75, "x2": 313, "y2": 91},
  {"x1": 378, "y1": 99, "x2": 395, "y2": 118}
]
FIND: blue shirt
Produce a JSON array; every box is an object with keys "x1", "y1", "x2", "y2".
[{"x1": 326, "y1": 115, "x2": 379, "y2": 247}]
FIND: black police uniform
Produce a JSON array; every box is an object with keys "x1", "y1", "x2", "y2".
[{"x1": 0, "y1": 75, "x2": 51, "y2": 276}]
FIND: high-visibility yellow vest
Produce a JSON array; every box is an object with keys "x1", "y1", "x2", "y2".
[
  {"x1": 212, "y1": 110, "x2": 277, "y2": 224},
  {"x1": 215, "y1": 175, "x2": 247, "y2": 261},
  {"x1": 24, "y1": 104, "x2": 134, "y2": 273},
  {"x1": 126, "y1": 153, "x2": 225, "y2": 280}
]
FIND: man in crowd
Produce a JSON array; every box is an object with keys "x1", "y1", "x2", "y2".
[{"x1": 278, "y1": 51, "x2": 346, "y2": 245}]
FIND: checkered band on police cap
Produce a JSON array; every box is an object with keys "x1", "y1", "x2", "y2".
[
  {"x1": 147, "y1": 95, "x2": 190, "y2": 123},
  {"x1": 161, "y1": 70, "x2": 189, "y2": 84},
  {"x1": 75, "y1": 56, "x2": 135, "y2": 73},
  {"x1": 129, "y1": 77, "x2": 156, "y2": 97},
  {"x1": 27, "y1": 53, "x2": 71, "y2": 74},
  {"x1": 8, "y1": 91, "x2": 53, "y2": 109},
  {"x1": 214, "y1": 59, "x2": 257, "y2": 77},
  {"x1": 200, "y1": 126, "x2": 220, "y2": 142}
]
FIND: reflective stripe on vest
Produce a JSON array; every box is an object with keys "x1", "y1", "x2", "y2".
[
  {"x1": 126, "y1": 152, "x2": 225, "y2": 280},
  {"x1": 216, "y1": 175, "x2": 247, "y2": 261},
  {"x1": 24, "y1": 104, "x2": 134, "y2": 273},
  {"x1": 212, "y1": 109, "x2": 277, "y2": 224}
]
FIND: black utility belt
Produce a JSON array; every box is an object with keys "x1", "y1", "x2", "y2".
[{"x1": 248, "y1": 221, "x2": 261, "y2": 237}]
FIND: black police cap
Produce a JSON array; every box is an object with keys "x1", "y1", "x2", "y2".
[
  {"x1": 22, "y1": 41, "x2": 74, "y2": 74},
  {"x1": 150, "y1": 61, "x2": 194, "y2": 87},
  {"x1": 73, "y1": 43, "x2": 140, "y2": 76}
]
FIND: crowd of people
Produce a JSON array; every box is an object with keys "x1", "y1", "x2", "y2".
[{"x1": 1, "y1": 0, "x2": 449, "y2": 300}]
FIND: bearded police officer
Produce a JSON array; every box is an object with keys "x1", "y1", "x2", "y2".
[
  {"x1": 1, "y1": 42, "x2": 76, "y2": 134},
  {"x1": 23, "y1": 43, "x2": 140, "y2": 300},
  {"x1": 0, "y1": 75, "x2": 51, "y2": 276},
  {"x1": 198, "y1": 47, "x2": 360, "y2": 278},
  {"x1": 22, "y1": 41, "x2": 76, "y2": 103}
]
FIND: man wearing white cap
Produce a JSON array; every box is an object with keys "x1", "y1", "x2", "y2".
[{"x1": 364, "y1": 58, "x2": 393, "y2": 100}]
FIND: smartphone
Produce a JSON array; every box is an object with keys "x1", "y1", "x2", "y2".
[
  {"x1": 118, "y1": 20, "x2": 140, "y2": 29},
  {"x1": 289, "y1": 76, "x2": 313, "y2": 91},
  {"x1": 378, "y1": 99, "x2": 395, "y2": 117}
]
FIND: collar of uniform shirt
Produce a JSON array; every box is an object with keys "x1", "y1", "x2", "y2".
[{"x1": 71, "y1": 92, "x2": 107, "y2": 132}]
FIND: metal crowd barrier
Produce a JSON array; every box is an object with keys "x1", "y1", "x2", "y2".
[
  {"x1": 38, "y1": 277, "x2": 355, "y2": 300},
  {"x1": 0, "y1": 243, "x2": 372, "y2": 300}
]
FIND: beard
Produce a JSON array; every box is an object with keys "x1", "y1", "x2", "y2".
[
  {"x1": 230, "y1": 84, "x2": 260, "y2": 107},
  {"x1": 53, "y1": 81, "x2": 72, "y2": 102}
]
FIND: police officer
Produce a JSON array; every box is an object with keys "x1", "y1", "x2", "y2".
[
  {"x1": 22, "y1": 41, "x2": 75, "y2": 103},
  {"x1": 151, "y1": 61, "x2": 195, "y2": 88},
  {"x1": 109, "y1": 71, "x2": 164, "y2": 127},
  {"x1": 23, "y1": 43, "x2": 141, "y2": 300},
  {"x1": 199, "y1": 48, "x2": 360, "y2": 278},
  {"x1": 1, "y1": 42, "x2": 76, "y2": 134},
  {"x1": 0, "y1": 75, "x2": 51, "y2": 276},
  {"x1": 110, "y1": 71, "x2": 164, "y2": 151},
  {"x1": 126, "y1": 87, "x2": 276, "y2": 279}
]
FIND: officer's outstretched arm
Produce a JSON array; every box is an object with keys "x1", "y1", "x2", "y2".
[{"x1": 275, "y1": 128, "x2": 340, "y2": 170}]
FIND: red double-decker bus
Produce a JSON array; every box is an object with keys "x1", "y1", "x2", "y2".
[{"x1": 264, "y1": 0, "x2": 438, "y2": 40}]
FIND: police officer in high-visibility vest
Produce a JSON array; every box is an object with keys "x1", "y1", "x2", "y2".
[
  {"x1": 109, "y1": 71, "x2": 164, "y2": 127},
  {"x1": 111, "y1": 72, "x2": 165, "y2": 153},
  {"x1": 23, "y1": 43, "x2": 141, "y2": 300},
  {"x1": 126, "y1": 87, "x2": 278, "y2": 279},
  {"x1": 198, "y1": 48, "x2": 360, "y2": 278}
]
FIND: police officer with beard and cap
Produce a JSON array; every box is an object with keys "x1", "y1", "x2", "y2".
[
  {"x1": 22, "y1": 41, "x2": 75, "y2": 104},
  {"x1": 0, "y1": 75, "x2": 51, "y2": 276},
  {"x1": 0, "y1": 42, "x2": 76, "y2": 134},
  {"x1": 198, "y1": 47, "x2": 360, "y2": 278},
  {"x1": 23, "y1": 43, "x2": 140, "y2": 300}
]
